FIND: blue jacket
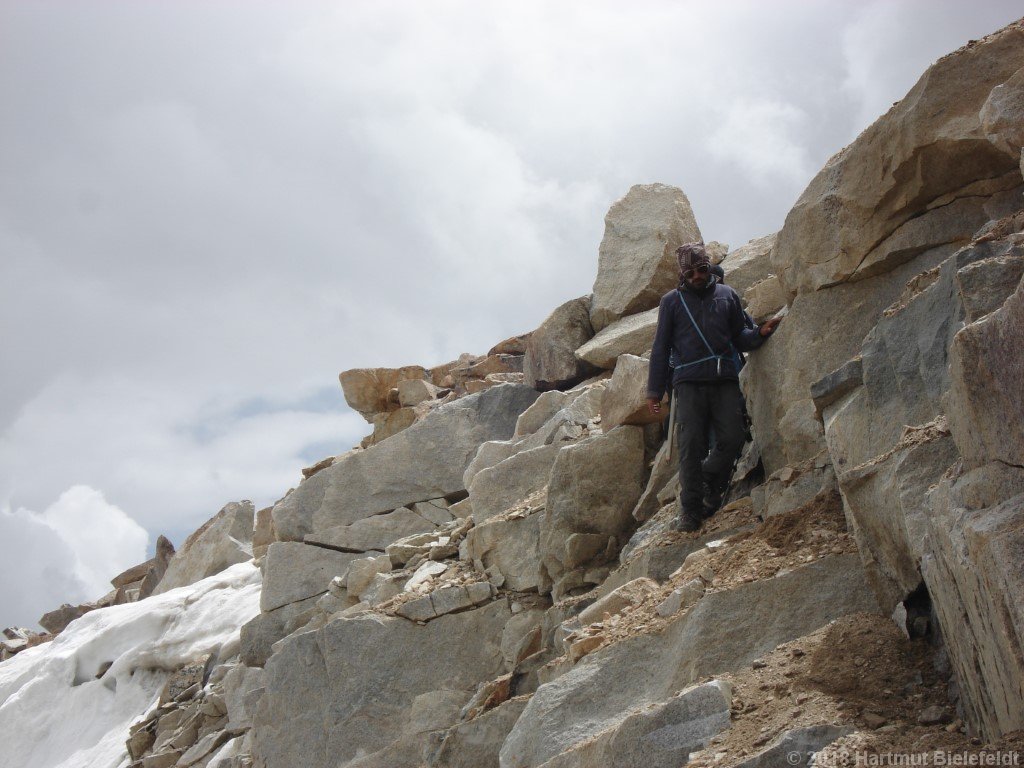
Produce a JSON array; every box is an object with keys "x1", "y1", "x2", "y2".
[{"x1": 646, "y1": 277, "x2": 764, "y2": 400}]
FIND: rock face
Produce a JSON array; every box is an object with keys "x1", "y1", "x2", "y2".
[
  {"x1": 772, "y1": 25, "x2": 1024, "y2": 295},
  {"x1": 272, "y1": 384, "x2": 539, "y2": 541},
  {"x1": 590, "y1": 184, "x2": 702, "y2": 332},
  {"x1": 574, "y1": 307, "x2": 659, "y2": 369},
  {"x1": 523, "y1": 296, "x2": 599, "y2": 391},
  {"x1": 155, "y1": 502, "x2": 254, "y2": 594},
  {"x1": 599, "y1": 353, "x2": 664, "y2": 431},
  {"x1": 252, "y1": 601, "x2": 511, "y2": 768},
  {"x1": 720, "y1": 233, "x2": 777, "y2": 296}
]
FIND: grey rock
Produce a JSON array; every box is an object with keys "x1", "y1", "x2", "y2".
[
  {"x1": 251, "y1": 601, "x2": 511, "y2": 768},
  {"x1": 240, "y1": 595, "x2": 320, "y2": 667},
  {"x1": 306, "y1": 507, "x2": 436, "y2": 552},
  {"x1": 721, "y1": 233, "x2": 778, "y2": 297},
  {"x1": 345, "y1": 555, "x2": 392, "y2": 598},
  {"x1": 810, "y1": 358, "x2": 863, "y2": 418},
  {"x1": 222, "y1": 664, "x2": 265, "y2": 731},
  {"x1": 468, "y1": 444, "x2": 560, "y2": 523},
  {"x1": 396, "y1": 596, "x2": 437, "y2": 621},
  {"x1": 524, "y1": 296, "x2": 600, "y2": 391},
  {"x1": 631, "y1": 439, "x2": 676, "y2": 523},
  {"x1": 272, "y1": 384, "x2": 539, "y2": 541},
  {"x1": 590, "y1": 184, "x2": 702, "y2": 332},
  {"x1": 428, "y1": 696, "x2": 529, "y2": 768},
  {"x1": 155, "y1": 502, "x2": 254, "y2": 594},
  {"x1": 575, "y1": 308, "x2": 659, "y2": 369},
  {"x1": 464, "y1": 512, "x2": 543, "y2": 592},
  {"x1": 540, "y1": 426, "x2": 647, "y2": 592},
  {"x1": 463, "y1": 440, "x2": 519, "y2": 490},
  {"x1": 261, "y1": 542, "x2": 362, "y2": 612},
  {"x1": 955, "y1": 248, "x2": 1024, "y2": 323},
  {"x1": 531, "y1": 680, "x2": 732, "y2": 768},
  {"x1": 360, "y1": 571, "x2": 409, "y2": 606},
  {"x1": 744, "y1": 274, "x2": 789, "y2": 322},
  {"x1": 600, "y1": 354, "x2": 665, "y2": 432},
  {"x1": 981, "y1": 66, "x2": 1024, "y2": 155},
  {"x1": 515, "y1": 390, "x2": 573, "y2": 438},
  {"x1": 501, "y1": 554, "x2": 877, "y2": 767},
  {"x1": 732, "y1": 724, "x2": 854, "y2": 768},
  {"x1": 411, "y1": 499, "x2": 454, "y2": 525}
]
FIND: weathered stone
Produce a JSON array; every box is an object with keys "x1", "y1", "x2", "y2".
[
  {"x1": 160, "y1": 655, "x2": 212, "y2": 705},
  {"x1": 524, "y1": 296, "x2": 600, "y2": 391},
  {"x1": 514, "y1": 390, "x2": 573, "y2": 438},
  {"x1": 155, "y1": 502, "x2": 254, "y2": 594},
  {"x1": 753, "y1": 465, "x2": 837, "y2": 520},
  {"x1": 344, "y1": 555, "x2": 391, "y2": 598},
  {"x1": 387, "y1": 531, "x2": 450, "y2": 567},
  {"x1": 574, "y1": 308, "x2": 659, "y2": 370},
  {"x1": 744, "y1": 274, "x2": 788, "y2": 322},
  {"x1": 396, "y1": 596, "x2": 437, "y2": 621},
  {"x1": 562, "y1": 533, "x2": 611, "y2": 571},
  {"x1": 530, "y1": 680, "x2": 733, "y2": 768},
  {"x1": 110, "y1": 534, "x2": 175, "y2": 590},
  {"x1": 464, "y1": 513, "x2": 543, "y2": 592},
  {"x1": 632, "y1": 440, "x2": 676, "y2": 523},
  {"x1": 261, "y1": 542, "x2": 361, "y2": 612},
  {"x1": 772, "y1": 24, "x2": 1024, "y2": 294},
  {"x1": 251, "y1": 601, "x2": 511, "y2": 768},
  {"x1": 600, "y1": 353, "x2": 664, "y2": 431},
  {"x1": 948, "y1": 270, "x2": 1024, "y2": 469},
  {"x1": 178, "y1": 730, "x2": 232, "y2": 767},
  {"x1": 339, "y1": 366, "x2": 430, "y2": 421},
  {"x1": 411, "y1": 499, "x2": 453, "y2": 525},
  {"x1": 955, "y1": 250, "x2": 1024, "y2": 323},
  {"x1": 923, "y1": 462, "x2": 1024, "y2": 739},
  {"x1": 397, "y1": 378, "x2": 442, "y2": 407},
  {"x1": 720, "y1": 233, "x2": 777, "y2": 297},
  {"x1": 240, "y1": 595, "x2": 320, "y2": 667},
  {"x1": 810, "y1": 358, "x2": 863, "y2": 418},
  {"x1": 366, "y1": 406, "x2": 419, "y2": 445},
  {"x1": 488, "y1": 333, "x2": 530, "y2": 356},
  {"x1": 428, "y1": 696, "x2": 529, "y2": 768},
  {"x1": 468, "y1": 444, "x2": 559, "y2": 523},
  {"x1": 306, "y1": 507, "x2": 436, "y2": 552},
  {"x1": 656, "y1": 579, "x2": 705, "y2": 617},
  {"x1": 359, "y1": 571, "x2": 408, "y2": 606},
  {"x1": 540, "y1": 426, "x2": 647, "y2": 591},
  {"x1": 221, "y1": 665, "x2": 265, "y2": 732},
  {"x1": 981, "y1": 66, "x2": 1024, "y2": 155},
  {"x1": 578, "y1": 578, "x2": 657, "y2": 626},
  {"x1": 501, "y1": 555, "x2": 877, "y2": 767},
  {"x1": 273, "y1": 384, "x2": 539, "y2": 541},
  {"x1": 38, "y1": 603, "x2": 90, "y2": 636},
  {"x1": 732, "y1": 724, "x2": 854, "y2": 768},
  {"x1": 253, "y1": 505, "x2": 276, "y2": 559},
  {"x1": 590, "y1": 184, "x2": 702, "y2": 332}
]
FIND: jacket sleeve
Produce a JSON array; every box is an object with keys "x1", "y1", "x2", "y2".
[
  {"x1": 729, "y1": 292, "x2": 765, "y2": 353},
  {"x1": 646, "y1": 294, "x2": 674, "y2": 400}
]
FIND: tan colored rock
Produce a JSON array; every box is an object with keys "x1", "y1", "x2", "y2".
[
  {"x1": 339, "y1": 366, "x2": 429, "y2": 422},
  {"x1": 744, "y1": 274, "x2": 788, "y2": 322},
  {"x1": 981, "y1": 65, "x2": 1024, "y2": 154},
  {"x1": 948, "y1": 270, "x2": 1024, "y2": 468},
  {"x1": 488, "y1": 332, "x2": 530, "y2": 356},
  {"x1": 720, "y1": 233, "x2": 777, "y2": 297},
  {"x1": 468, "y1": 443, "x2": 559, "y2": 523},
  {"x1": 600, "y1": 353, "x2": 664, "y2": 432},
  {"x1": 705, "y1": 240, "x2": 729, "y2": 264},
  {"x1": 464, "y1": 512, "x2": 543, "y2": 592},
  {"x1": 574, "y1": 307, "x2": 659, "y2": 370},
  {"x1": 524, "y1": 296, "x2": 599, "y2": 391},
  {"x1": 397, "y1": 378, "x2": 441, "y2": 408},
  {"x1": 253, "y1": 505, "x2": 276, "y2": 559},
  {"x1": 306, "y1": 507, "x2": 436, "y2": 552},
  {"x1": 590, "y1": 184, "x2": 702, "y2": 332},
  {"x1": 578, "y1": 577, "x2": 658, "y2": 626},
  {"x1": 773, "y1": 22, "x2": 1024, "y2": 294},
  {"x1": 155, "y1": 502, "x2": 254, "y2": 594}
]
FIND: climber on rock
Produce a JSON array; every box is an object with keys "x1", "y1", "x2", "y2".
[{"x1": 646, "y1": 241, "x2": 780, "y2": 533}]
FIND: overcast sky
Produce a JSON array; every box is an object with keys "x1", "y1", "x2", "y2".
[{"x1": 1, "y1": 1, "x2": 1021, "y2": 629}]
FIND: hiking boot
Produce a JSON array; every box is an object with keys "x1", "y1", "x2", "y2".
[
  {"x1": 670, "y1": 508, "x2": 702, "y2": 533},
  {"x1": 702, "y1": 478, "x2": 724, "y2": 518}
]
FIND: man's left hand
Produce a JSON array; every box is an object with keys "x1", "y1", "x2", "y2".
[{"x1": 759, "y1": 317, "x2": 781, "y2": 337}]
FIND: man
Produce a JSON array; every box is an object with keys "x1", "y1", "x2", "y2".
[{"x1": 646, "y1": 242, "x2": 780, "y2": 532}]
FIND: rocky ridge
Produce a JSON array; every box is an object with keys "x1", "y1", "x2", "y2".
[{"x1": 3, "y1": 19, "x2": 1024, "y2": 768}]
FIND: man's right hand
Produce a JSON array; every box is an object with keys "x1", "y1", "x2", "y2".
[{"x1": 647, "y1": 397, "x2": 662, "y2": 416}]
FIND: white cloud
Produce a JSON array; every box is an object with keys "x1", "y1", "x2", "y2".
[{"x1": 1, "y1": 486, "x2": 148, "y2": 629}]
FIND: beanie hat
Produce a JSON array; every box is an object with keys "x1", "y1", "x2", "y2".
[{"x1": 676, "y1": 242, "x2": 708, "y2": 275}]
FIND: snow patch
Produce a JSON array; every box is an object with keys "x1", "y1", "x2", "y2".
[{"x1": 0, "y1": 561, "x2": 261, "y2": 768}]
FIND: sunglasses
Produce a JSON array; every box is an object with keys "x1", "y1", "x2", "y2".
[{"x1": 683, "y1": 263, "x2": 711, "y2": 279}]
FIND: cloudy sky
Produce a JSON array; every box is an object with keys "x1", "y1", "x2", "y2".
[{"x1": 1, "y1": 1, "x2": 1021, "y2": 629}]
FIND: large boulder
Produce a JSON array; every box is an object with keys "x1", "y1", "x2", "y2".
[
  {"x1": 599, "y1": 353, "x2": 664, "y2": 431},
  {"x1": 720, "y1": 233, "x2": 777, "y2": 297},
  {"x1": 772, "y1": 21, "x2": 1024, "y2": 295},
  {"x1": 260, "y1": 542, "x2": 362, "y2": 612},
  {"x1": 305, "y1": 507, "x2": 437, "y2": 552},
  {"x1": 500, "y1": 555, "x2": 878, "y2": 767},
  {"x1": 467, "y1": 443, "x2": 560, "y2": 523},
  {"x1": 523, "y1": 296, "x2": 599, "y2": 391},
  {"x1": 464, "y1": 512, "x2": 543, "y2": 592},
  {"x1": 539, "y1": 426, "x2": 647, "y2": 593},
  {"x1": 947, "y1": 267, "x2": 1024, "y2": 468},
  {"x1": 272, "y1": 384, "x2": 539, "y2": 541},
  {"x1": 251, "y1": 601, "x2": 511, "y2": 768},
  {"x1": 154, "y1": 501, "x2": 254, "y2": 594},
  {"x1": 590, "y1": 184, "x2": 702, "y2": 332},
  {"x1": 574, "y1": 308, "x2": 658, "y2": 369},
  {"x1": 924, "y1": 462, "x2": 1024, "y2": 740},
  {"x1": 339, "y1": 366, "x2": 430, "y2": 422}
]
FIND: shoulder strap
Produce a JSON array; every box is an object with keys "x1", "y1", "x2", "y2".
[{"x1": 676, "y1": 289, "x2": 717, "y2": 358}]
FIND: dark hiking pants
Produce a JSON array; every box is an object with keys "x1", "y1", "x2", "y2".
[{"x1": 674, "y1": 380, "x2": 747, "y2": 513}]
